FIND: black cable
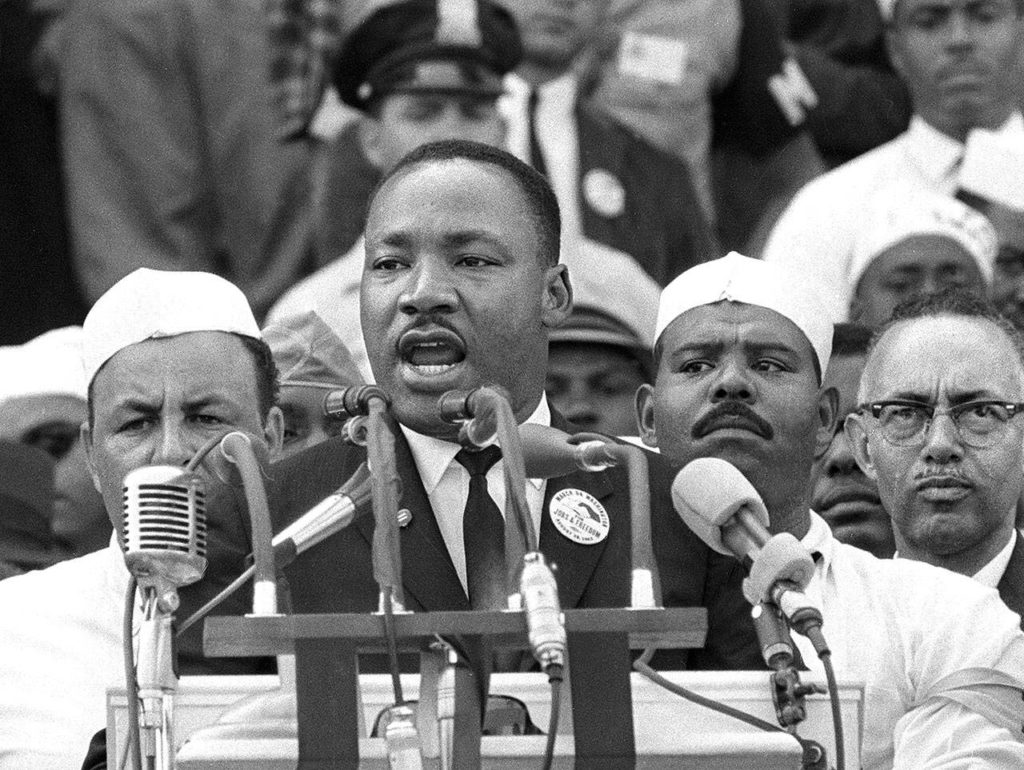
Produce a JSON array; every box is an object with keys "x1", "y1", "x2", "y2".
[
  {"x1": 122, "y1": 577, "x2": 143, "y2": 770},
  {"x1": 633, "y1": 649, "x2": 785, "y2": 734},
  {"x1": 175, "y1": 564, "x2": 254, "y2": 638},
  {"x1": 541, "y1": 665, "x2": 563, "y2": 770},
  {"x1": 819, "y1": 650, "x2": 845, "y2": 770},
  {"x1": 381, "y1": 589, "x2": 405, "y2": 706}
]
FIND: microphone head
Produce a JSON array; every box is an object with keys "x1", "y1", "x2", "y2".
[
  {"x1": 671, "y1": 457, "x2": 769, "y2": 554},
  {"x1": 122, "y1": 465, "x2": 208, "y2": 591}
]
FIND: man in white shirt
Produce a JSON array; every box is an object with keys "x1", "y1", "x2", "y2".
[
  {"x1": 846, "y1": 289, "x2": 1024, "y2": 621},
  {"x1": 636, "y1": 252, "x2": 1024, "y2": 768},
  {"x1": 0, "y1": 269, "x2": 284, "y2": 769},
  {"x1": 763, "y1": 0, "x2": 1024, "y2": 321}
]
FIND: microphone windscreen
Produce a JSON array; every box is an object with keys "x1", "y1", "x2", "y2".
[{"x1": 671, "y1": 457, "x2": 769, "y2": 554}]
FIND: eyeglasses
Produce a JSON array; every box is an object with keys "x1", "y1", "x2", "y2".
[{"x1": 857, "y1": 400, "x2": 1024, "y2": 448}]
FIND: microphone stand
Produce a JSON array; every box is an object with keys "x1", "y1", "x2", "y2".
[{"x1": 135, "y1": 583, "x2": 181, "y2": 770}]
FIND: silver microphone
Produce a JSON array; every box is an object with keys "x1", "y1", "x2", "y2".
[
  {"x1": 520, "y1": 552, "x2": 566, "y2": 671},
  {"x1": 122, "y1": 465, "x2": 208, "y2": 594}
]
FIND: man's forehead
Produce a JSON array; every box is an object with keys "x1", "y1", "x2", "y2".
[
  {"x1": 665, "y1": 302, "x2": 816, "y2": 352},
  {"x1": 864, "y1": 315, "x2": 1024, "y2": 394}
]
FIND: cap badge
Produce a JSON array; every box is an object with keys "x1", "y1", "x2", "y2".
[
  {"x1": 583, "y1": 169, "x2": 626, "y2": 219},
  {"x1": 548, "y1": 489, "x2": 609, "y2": 545}
]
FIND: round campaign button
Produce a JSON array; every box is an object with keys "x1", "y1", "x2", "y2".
[
  {"x1": 548, "y1": 488, "x2": 610, "y2": 545},
  {"x1": 583, "y1": 168, "x2": 626, "y2": 218}
]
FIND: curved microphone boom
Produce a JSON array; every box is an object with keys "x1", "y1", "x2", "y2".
[
  {"x1": 671, "y1": 458, "x2": 825, "y2": 644},
  {"x1": 518, "y1": 424, "x2": 620, "y2": 478}
]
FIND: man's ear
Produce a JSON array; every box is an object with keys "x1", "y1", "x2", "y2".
[
  {"x1": 845, "y1": 413, "x2": 878, "y2": 481},
  {"x1": 81, "y1": 421, "x2": 102, "y2": 493},
  {"x1": 540, "y1": 264, "x2": 573, "y2": 328},
  {"x1": 814, "y1": 386, "x2": 840, "y2": 459},
  {"x1": 635, "y1": 383, "x2": 658, "y2": 447},
  {"x1": 263, "y1": 406, "x2": 285, "y2": 460},
  {"x1": 357, "y1": 115, "x2": 386, "y2": 170}
]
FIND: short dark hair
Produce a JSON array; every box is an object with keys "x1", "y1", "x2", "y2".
[
  {"x1": 831, "y1": 322, "x2": 874, "y2": 358},
  {"x1": 870, "y1": 288, "x2": 1024, "y2": 366},
  {"x1": 87, "y1": 333, "x2": 279, "y2": 427},
  {"x1": 368, "y1": 139, "x2": 561, "y2": 266}
]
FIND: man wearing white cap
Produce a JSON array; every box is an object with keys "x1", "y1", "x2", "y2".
[
  {"x1": 762, "y1": 0, "x2": 1024, "y2": 320},
  {"x1": 0, "y1": 268, "x2": 283, "y2": 769},
  {"x1": 0, "y1": 327, "x2": 110, "y2": 559},
  {"x1": 848, "y1": 190, "x2": 997, "y2": 326},
  {"x1": 847, "y1": 289, "x2": 1024, "y2": 623},
  {"x1": 637, "y1": 252, "x2": 1024, "y2": 768}
]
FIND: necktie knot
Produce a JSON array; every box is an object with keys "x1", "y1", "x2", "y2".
[{"x1": 455, "y1": 445, "x2": 502, "y2": 479}]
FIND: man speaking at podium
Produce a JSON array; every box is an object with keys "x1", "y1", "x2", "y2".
[
  {"x1": 635, "y1": 252, "x2": 1024, "y2": 768},
  {"x1": 269, "y1": 139, "x2": 760, "y2": 670}
]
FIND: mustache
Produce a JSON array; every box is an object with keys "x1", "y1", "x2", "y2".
[{"x1": 692, "y1": 402, "x2": 774, "y2": 440}]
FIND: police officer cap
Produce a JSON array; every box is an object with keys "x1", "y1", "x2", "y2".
[{"x1": 334, "y1": 0, "x2": 521, "y2": 111}]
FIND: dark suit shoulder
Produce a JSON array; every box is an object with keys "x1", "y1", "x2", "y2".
[{"x1": 267, "y1": 434, "x2": 367, "y2": 530}]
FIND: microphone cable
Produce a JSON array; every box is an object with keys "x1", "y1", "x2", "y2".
[
  {"x1": 632, "y1": 647, "x2": 783, "y2": 733},
  {"x1": 808, "y1": 628, "x2": 845, "y2": 770},
  {"x1": 121, "y1": 576, "x2": 143, "y2": 770},
  {"x1": 541, "y1": 663, "x2": 563, "y2": 770}
]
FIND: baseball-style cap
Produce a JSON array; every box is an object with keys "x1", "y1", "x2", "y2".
[
  {"x1": 262, "y1": 311, "x2": 364, "y2": 391},
  {"x1": 333, "y1": 0, "x2": 521, "y2": 111}
]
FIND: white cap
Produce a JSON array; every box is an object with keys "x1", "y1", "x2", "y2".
[
  {"x1": 849, "y1": 190, "x2": 997, "y2": 293},
  {"x1": 83, "y1": 269, "x2": 260, "y2": 384},
  {"x1": 654, "y1": 252, "x2": 833, "y2": 376},
  {"x1": 560, "y1": 237, "x2": 661, "y2": 347},
  {"x1": 0, "y1": 327, "x2": 88, "y2": 406}
]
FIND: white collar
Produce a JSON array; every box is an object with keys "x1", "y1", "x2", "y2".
[
  {"x1": 972, "y1": 530, "x2": 1018, "y2": 589},
  {"x1": 905, "y1": 111, "x2": 1024, "y2": 183},
  {"x1": 503, "y1": 71, "x2": 578, "y2": 105},
  {"x1": 400, "y1": 395, "x2": 551, "y2": 494}
]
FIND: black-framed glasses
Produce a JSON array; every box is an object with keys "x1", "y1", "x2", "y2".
[{"x1": 856, "y1": 400, "x2": 1024, "y2": 448}]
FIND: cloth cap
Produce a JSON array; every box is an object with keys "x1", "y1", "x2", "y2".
[
  {"x1": 553, "y1": 238, "x2": 660, "y2": 354},
  {"x1": 654, "y1": 252, "x2": 833, "y2": 376},
  {"x1": 334, "y1": 0, "x2": 521, "y2": 111},
  {"x1": 849, "y1": 190, "x2": 997, "y2": 292},
  {"x1": 262, "y1": 311, "x2": 365, "y2": 390},
  {"x1": 0, "y1": 326, "x2": 87, "y2": 407},
  {"x1": 83, "y1": 268, "x2": 261, "y2": 385}
]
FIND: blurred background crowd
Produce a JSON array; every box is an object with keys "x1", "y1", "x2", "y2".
[{"x1": 2, "y1": 0, "x2": 1023, "y2": 575}]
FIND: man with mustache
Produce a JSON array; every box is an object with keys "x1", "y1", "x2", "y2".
[
  {"x1": 809, "y1": 323, "x2": 895, "y2": 557},
  {"x1": 846, "y1": 289, "x2": 1024, "y2": 621},
  {"x1": 763, "y1": 0, "x2": 1024, "y2": 320},
  {"x1": 269, "y1": 139, "x2": 760, "y2": 672},
  {"x1": 636, "y1": 252, "x2": 1024, "y2": 768}
]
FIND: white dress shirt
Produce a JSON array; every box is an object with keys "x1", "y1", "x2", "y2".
[
  {"x1": 763, "y1": 112, "x2": 1024, "y2": 321},
  {"x1": 792, "y1": 512, "x2": 1024, "y2": 769},
  {"x1": 500, "y1": 72, "x2": 583, "y2": 245},
  {"x1": 0, "y1": 539, "x2": 139, "y2": 769},
  {"x1": 401, "y1": 397, "x2": 550, "y2": 594}
]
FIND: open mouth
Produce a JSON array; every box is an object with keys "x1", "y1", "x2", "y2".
[{"x1": 398, "y1": 328, "x2": 466, "y2": 376}]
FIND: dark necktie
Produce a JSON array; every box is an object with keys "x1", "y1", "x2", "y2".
[
  {"x1": 527, "y1": 88, "x2": 548, "y2": 178},
  {"x1": 455, "y1": 445, "x2": 506, "y2": 610}
]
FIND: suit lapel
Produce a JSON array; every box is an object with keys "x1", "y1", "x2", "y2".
[
  {"x1": 997, "y1": 534, "x2": 1024, "y2": 625},
  {"x1": 354, "y1": 430, "x2": 469, "y2": 612}
]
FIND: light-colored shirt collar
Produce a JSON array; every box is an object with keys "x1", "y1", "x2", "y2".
[
  {"x1": 906, "y1": 111, "x2": 1024, "y2": 184},
  {"x1": 503, "y1": 71, "x2": 578, "y2": 107},
  {"x1": 401, "y1": 394, "x2": 551, "y2": 493},
  {"x1": 972, "y1": 530, "x2": 1018, "y2": 589}
]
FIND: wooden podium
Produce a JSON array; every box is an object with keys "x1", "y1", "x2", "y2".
[{"x1": 198, "y1": 607, "x2": 707, "y2": 768}]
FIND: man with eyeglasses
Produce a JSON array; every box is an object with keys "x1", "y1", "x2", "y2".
[{"x1": 847, "y1": 289, "x2": 1024, "y2": 622}]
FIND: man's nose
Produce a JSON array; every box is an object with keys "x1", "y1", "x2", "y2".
[
  {"x1": 152, "y1": 423, "x2": 194, "y2": 467},
  {"x1": 399, "y1": 260, "x2": 459, "y2": 315},
  {"x1": 824, "y1": 433, "x2": 861, "y2": 477},
  {"x1": 922, "y1": 412, "x2": 964, "y2": 464},
  {"x1": 711, "y1": 359, "x2": 755, "y2": 402}
]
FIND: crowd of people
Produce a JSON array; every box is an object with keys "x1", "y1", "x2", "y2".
[{"x1": 1, "y1": 0, "x2": 1024, "y2": 767}]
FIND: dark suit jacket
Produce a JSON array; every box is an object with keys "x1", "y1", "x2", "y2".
[
  {"x1": 575, "y1": 99, "x2": 717, "y2": 287},
  {"x1": 267, "y1": 415, "x2": 761, "y2": 671},
  {"x1": 997, "y1": 535, "x2": 1024, "y2": 628}
]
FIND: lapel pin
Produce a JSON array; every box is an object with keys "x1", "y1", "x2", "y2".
[
  {"x1": 397, "y1": 508, "x2": 413, "y2": 528},
  {"x1": 548, "y1": 488, "x2": 610, "y2": 545}
]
